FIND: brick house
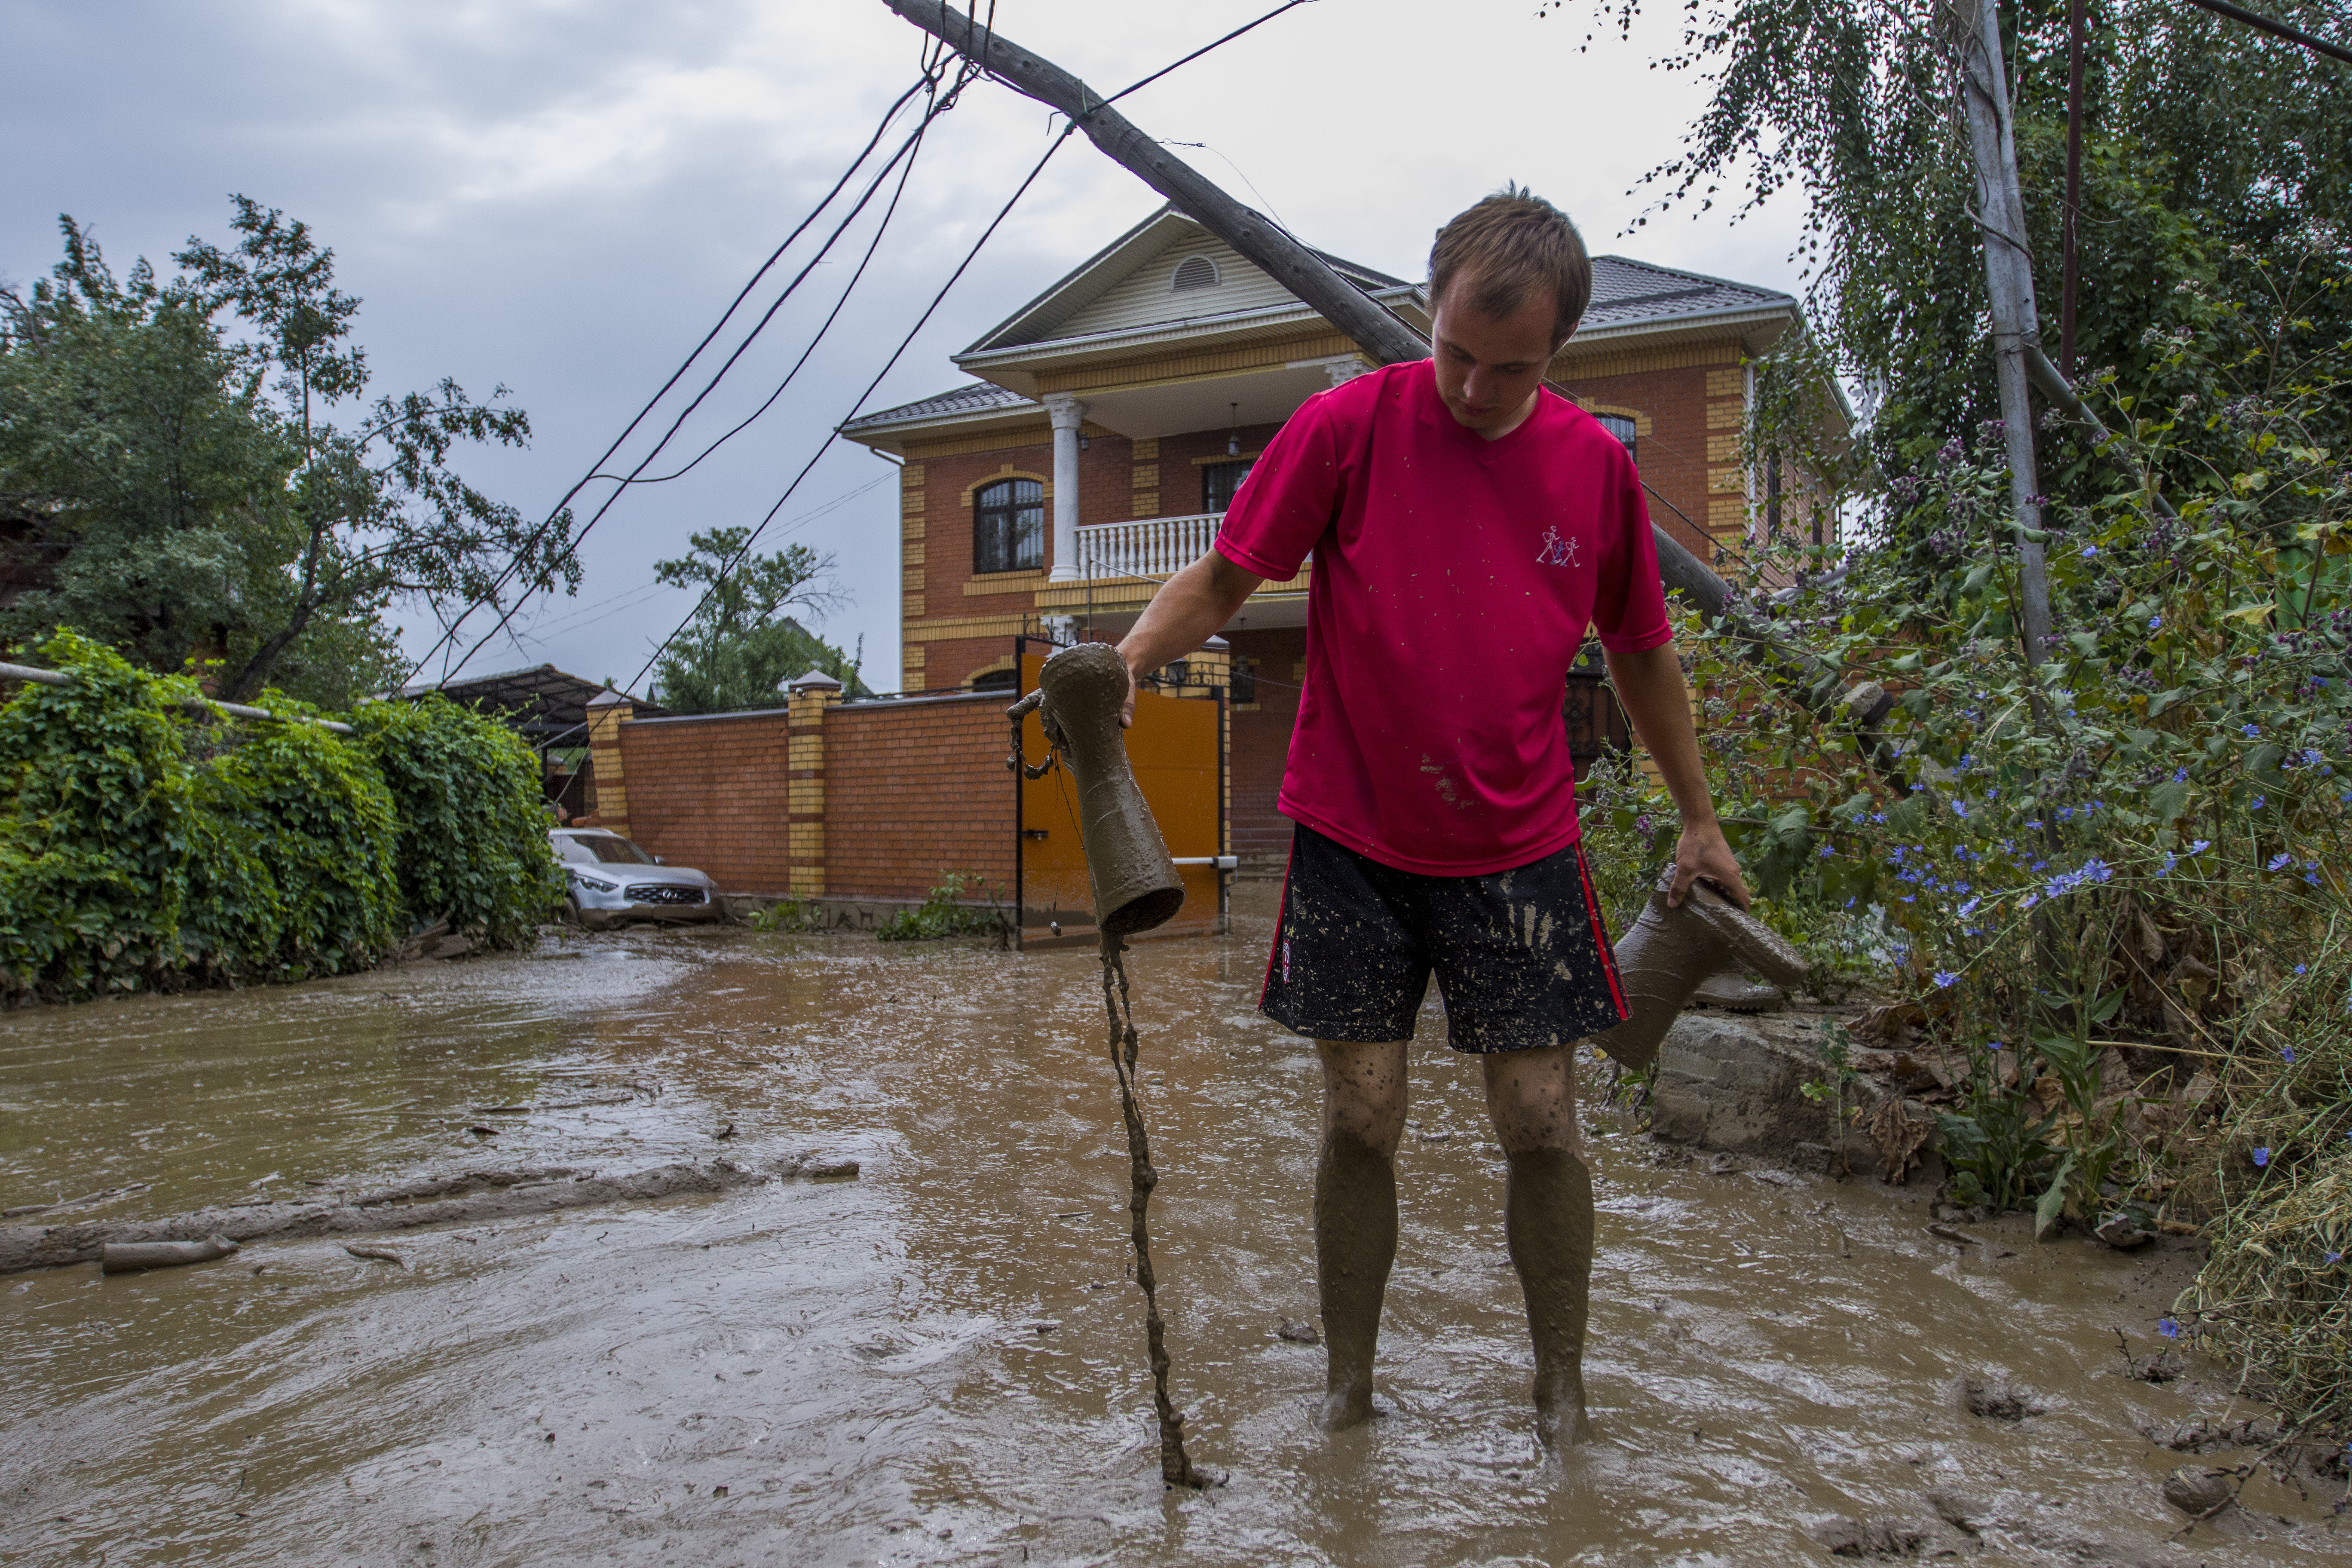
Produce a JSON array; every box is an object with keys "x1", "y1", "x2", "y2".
[{"x1": 840, "y1": 204, "x2": 1828, "y2": 864}]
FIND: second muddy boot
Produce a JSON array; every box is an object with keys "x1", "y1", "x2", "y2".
[
  {"x1": 1591, "y1": 870, "x2": 1807, "y2": 1073},
  {"x1": 1690, "y1": 970, "x2": 1788, "y2": 1013}
]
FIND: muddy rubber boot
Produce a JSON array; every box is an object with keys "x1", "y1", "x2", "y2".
[
  {"x1": 1020, "y1": 641, "x2": 1185, "y2": 936},
  {"x1": 1314, "y1": 1129, "x2": 1397, "y2": 1431},
  {"x1": 1507, "y1": 1146, "x2": 1595, "y2": 1447},
  {"x1": 1690, "y1": 971, "x2": 1788, "y2": 1013},
  {"x1": 1590, "y1": 870, "x2": 1807, "y2": 1073}
]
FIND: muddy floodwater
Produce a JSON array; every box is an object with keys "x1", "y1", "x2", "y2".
[{"x1": 0, "y1": 888, "x2": 2336, "y2": 1565}]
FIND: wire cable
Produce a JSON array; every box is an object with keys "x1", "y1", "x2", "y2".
[
  {"x1": 623, "y1": 123, "x2": 1078, "y2": 699},
  {"x1": 1099, "y1": 0, "x2": 1318, "y2": 107},
  {"x1": 432, "y1": 65, "x2": 971, "y2": 683},
  {"x1": 401, "y1": 70, "x2": 942, "y2": 682}
]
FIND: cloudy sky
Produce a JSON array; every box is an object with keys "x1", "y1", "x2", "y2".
[{"x1": 3, "y1": 0, "x2": 1807, "y2": 695}]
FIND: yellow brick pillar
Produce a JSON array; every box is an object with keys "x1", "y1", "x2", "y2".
[
  {"x1": 584, "y1": 688, "x2": 633, "y2": 836},
  {"x1": 786, "y1": 669, "x2": 845, "y2": 897}
]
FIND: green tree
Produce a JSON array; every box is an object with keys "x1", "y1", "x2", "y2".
[
  {"x1": 0, "y1": 198, "x2": 578, "y2": 707},
  {"x1": 1561, "y1": 0, "x2": 2352, "y2": 527},
  {"x1": 650, "y1": 526, "x2": 867, "y2": 709}
]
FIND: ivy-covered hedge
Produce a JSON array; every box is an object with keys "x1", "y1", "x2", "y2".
[
  {"x1": 0, "y1": 631, "x2": 557, "y2": 1004},
  {"x1": 359, "y1": 693, "x2": 561, "y2": 952}
]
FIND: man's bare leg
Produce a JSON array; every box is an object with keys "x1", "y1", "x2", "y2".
[
  {"x1": 1315, "y1": 1038, "x2": 1407, "y2": 1430},
  {"x1": 1482, "y1": 1044, "x2": 1595, "y2": 1446}
]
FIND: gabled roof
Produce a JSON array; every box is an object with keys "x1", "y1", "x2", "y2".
[
  {"x1": 965, "y1": 205, "x2": 1404, "y2": 357},
  {"x1": 839, "y1": 222, "x2": 1806, "y2": 447}
]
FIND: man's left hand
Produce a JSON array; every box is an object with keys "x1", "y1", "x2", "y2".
[{"x1": 1668, "y1": 824, "x2": 1750, "y2": 910}]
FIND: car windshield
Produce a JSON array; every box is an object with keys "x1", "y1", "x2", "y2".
[{"x1": 558, "y1": 833, "x2": 655, "y2": 866}]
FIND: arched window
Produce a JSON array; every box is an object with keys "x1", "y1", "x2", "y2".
[
  {"x1": 974, "y1": 477, "x2": 1044, "y2": 574},
  {"x1": 1595, "y1": 412, "x2": 1638, "y2": 466},
  {"x1": 1172, "y1": 254, "x2": 1220, "y2": 291}
]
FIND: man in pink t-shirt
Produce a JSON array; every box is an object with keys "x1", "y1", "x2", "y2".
[{"x1": 1116, "y1": 187, "x2": 1748, "y2": 1446}]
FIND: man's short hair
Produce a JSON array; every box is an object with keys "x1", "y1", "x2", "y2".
[{"x1": 1427, "y1": 184, "x2": 1592, "y2": 352}]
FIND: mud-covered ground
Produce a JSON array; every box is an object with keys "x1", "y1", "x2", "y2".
[{"x1": 0, "y1": 887, "x2": 2338, "y2": 1565}]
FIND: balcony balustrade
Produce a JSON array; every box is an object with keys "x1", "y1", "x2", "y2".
[{"x1": 1073, "y1": 512, "x2": 1223, "y2": 582}]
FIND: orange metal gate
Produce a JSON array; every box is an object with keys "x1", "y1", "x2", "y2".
[{"x1": 1013, "y1": 638, "x2": 1225, "y2": 949}]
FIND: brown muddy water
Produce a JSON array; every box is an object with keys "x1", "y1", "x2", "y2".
[{"x1": 0, "y1": 888, "x2": 2337, "y2": 1565}]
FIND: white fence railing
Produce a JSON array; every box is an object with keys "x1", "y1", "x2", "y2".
[{"x1": 1075, "y1": 512, "x2": 1222, "y2": 582}]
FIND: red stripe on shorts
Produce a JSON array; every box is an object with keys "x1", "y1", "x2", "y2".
[{"x1": 1573, "y1": 840, "x2": 1629, "y2": 1020}]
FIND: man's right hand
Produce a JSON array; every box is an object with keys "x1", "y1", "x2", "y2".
[{"x1": 1111, "y1": 548, "x2": 1263, "y2": 729}]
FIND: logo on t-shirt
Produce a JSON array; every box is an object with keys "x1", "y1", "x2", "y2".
[{"x1": 1535, "y1": 526, "x2": 1580, "y2": 568}]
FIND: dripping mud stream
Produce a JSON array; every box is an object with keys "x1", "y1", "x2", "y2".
[{"x1": 0, "y1": 886, "x2": 2339, "y2": 1565}]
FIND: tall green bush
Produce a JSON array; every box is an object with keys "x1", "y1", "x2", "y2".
[
  {"x1": 0, "y1": 631, "x2": 192, "y2": 999},
  {"x1": 358, "y1": 694, "x2": 559, "y2": 947},
  {"x1": 0, "y1": 630, "x2": 557, "y2": 1004},
  {"x1": 183, "y1": 710, "x2": 401, "y2": 981}
]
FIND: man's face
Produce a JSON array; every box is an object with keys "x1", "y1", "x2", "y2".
[{"x1": 1430, "y1": 278, "x2": 1560, "y2": 438}]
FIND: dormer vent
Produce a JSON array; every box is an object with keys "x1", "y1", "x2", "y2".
[{"x1": 1171, "y1": 254, "x2": 1220, "y2": 291}]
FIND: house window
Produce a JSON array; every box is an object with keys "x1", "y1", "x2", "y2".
[
  {"x1": 1595, "y1": 412, "x2": 1638, "y2": 466},
  {"x1": 973, "y1": 478, "x2": 1044, "y2": 574},
  {"x1": 1172, "y1": 254, "x2": 1220, "y2": 291},
  {"x1": 1202, "y1": 459, "x2": 1253, "y2": 514},
  {"x1": 1230, "y1": 656, "x2": 1256, "y2": 704}
]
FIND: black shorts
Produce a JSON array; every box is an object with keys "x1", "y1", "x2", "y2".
[{"x1": 1260, "y1": 824, "x2": 1628, "y2": 1053}]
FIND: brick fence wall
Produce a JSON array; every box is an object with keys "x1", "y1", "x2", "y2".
[
  {"x1": 602, "y1": 692, "x2": 1012, "y2": 901},
  {"x1": 823, "y1": 694, "x2": 1014, "y2": 902}
]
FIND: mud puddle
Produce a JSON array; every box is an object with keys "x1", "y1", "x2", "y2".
[{"x1": 0, "y1": 889, "x2": 2338, "y2": 1564}]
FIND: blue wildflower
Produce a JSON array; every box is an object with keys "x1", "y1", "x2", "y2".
[
  {"x1": 2189, "y1": 839, "x2": 2211, "y2": 854},
  {"x1": 1933, "y1": 970, "x2": 1960, "y2": 989},
  {"x1": 2080, "y1": 544, "x2": 2098, "y2": 559},
  {"x1": 2270, "y1": 852, "x2": 2294, "y2": 871},
  {"x1": 1951, "y1": 799, "x2": 1969, "y2": 818},
  {"x1": 2253, "y1": 795, "x2": 2267, "y2": 811},
  {"x1": 2158, "y1": 1317, "x2": 2180, "y2": 1339},
  {"x1": 2296, "y1": 964, "x2": 2308, "y2": 976},
  {"x1": 2159, "y1": 853, "x2": 2177, "y2": 877},
  {"x1": 2253, "y1": 1147, "x2": 2271, "y2": 1168},
  {"x1": 2328, "y1": 1251, "x2": 2344, "y2": 1265},
  {"x1": 2283, "y1": 1047, "x2": 2296, "y2": 1064},
  {"x1": 2242, "y1": 723, "x2": 2261, "y2": 738},
  {"x1": 2149, "y1": 613, "x2": 2162, "y2": 631},
  {"x1": 2173, "y1": 766, "x2": 2188, "y2": 783}
]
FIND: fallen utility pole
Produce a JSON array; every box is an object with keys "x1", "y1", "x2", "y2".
[
  {"x1": 1954, "y1": 0, "x2": 2057, "y2": 668},
  {"x1": 882, "y1": 0, "x2": 1906, "y2": 756},
  {"x1": 0, "y1": 661, "x2": 357, "y2": 735},
  {"x1": 881, "y1": 0, "x2": 1742, "y2": 619}
]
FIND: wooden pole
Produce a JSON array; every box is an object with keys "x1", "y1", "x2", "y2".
[
  {"x1": 881, "y1": 0, "x2": 1910, "y2": 764},
  {"x1": 878, "y1": 0, "x2": 1745, "y2": 619},
  {"x1": 1954, "y1": 0, "x2": 2056, "y2": 666}
]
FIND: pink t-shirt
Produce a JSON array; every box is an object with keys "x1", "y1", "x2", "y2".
[{"x1": 1213, "y1": 359, "x2": 1673, "y2": 875}]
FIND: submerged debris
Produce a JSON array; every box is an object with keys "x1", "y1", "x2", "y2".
[
  {"x1": 100, "y1": 1235, "x2": 238, "y2": 1274},
  {"x1": 2, "y1": 1161, "x2": 772, "y2": 1275}
]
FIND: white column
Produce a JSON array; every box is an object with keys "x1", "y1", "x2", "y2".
[{"x1": 1044, "y1": 394, "x2": 1087, "y2": 582}]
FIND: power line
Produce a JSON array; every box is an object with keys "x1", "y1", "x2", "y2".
[
  {"x1": 1098, "y1": 0, "x2": 1318, "y2": 107},
  {"x1": 438, "y1": 71, "x2": 965, "y2": 682},
  {"x1": 625, "y1": 124, "x2": 1079, "y2": 698},
  {"x1": 401, "y1": 69, "x2": 944, "y2": 681},
  {"x1": 622, "y1": 3, "x2": 1327, "y2": 701}
]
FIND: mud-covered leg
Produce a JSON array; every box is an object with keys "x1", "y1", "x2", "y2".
[
  {"x1": 1315, "y1": 1038, "x2": 1406, "y2": 1431},
  {"x1": 1484, "y1": 1044, "x2": 1596, "y2": 1446}
]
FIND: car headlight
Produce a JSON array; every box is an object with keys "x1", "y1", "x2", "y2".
[{"x1": 573, "y1": 873, "x2": 617, "y2": 892}]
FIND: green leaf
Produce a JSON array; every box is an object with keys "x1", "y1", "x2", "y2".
[{"x1": 2035, "y1": 1150, "x2": 2078, "y2": 1241}]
